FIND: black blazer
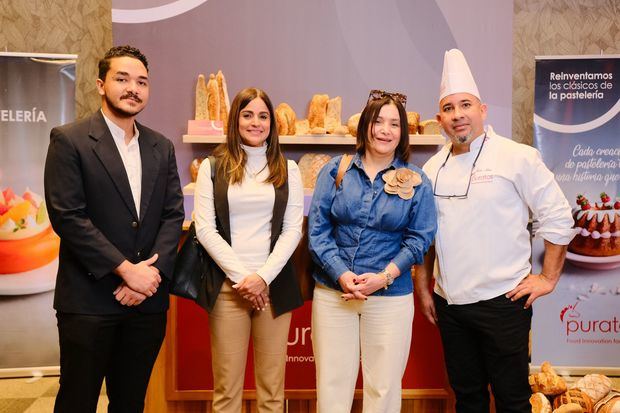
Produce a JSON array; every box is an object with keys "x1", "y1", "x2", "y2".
[
  {"x1": 197, "y1": 158, "x2": 303, "y2": 317},
  {"x1": 44, "y1": 111, "x2": 185, "y2": 314}
]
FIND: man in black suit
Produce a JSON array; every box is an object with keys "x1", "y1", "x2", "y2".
[{"x1": 44, "y1": 45, "x2": 184, "y2": 412}]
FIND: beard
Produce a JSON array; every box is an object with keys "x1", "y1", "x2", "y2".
[{"x1": 105, "y1": 93, "x2": 144, "y2": 118}]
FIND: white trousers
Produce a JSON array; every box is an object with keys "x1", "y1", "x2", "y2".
[{"x1": 311, "y1": 284, "x2": 414, "y2": 413}]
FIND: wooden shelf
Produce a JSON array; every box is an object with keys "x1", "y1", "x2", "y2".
[{"x1": 183, "y1": 134, "x2": 445, "y2": 145}]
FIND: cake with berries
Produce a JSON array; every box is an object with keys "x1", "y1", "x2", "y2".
[
  {"x1": 0, "y1": 187, "x2": 60, "y2": 274},
  {"x1": 568, "y1": 193, "x2": 620, "y2": 257}
]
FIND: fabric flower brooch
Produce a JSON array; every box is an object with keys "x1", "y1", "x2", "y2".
[{"x1": 382, "y1": 168, "x2": 422, "y2": 200}]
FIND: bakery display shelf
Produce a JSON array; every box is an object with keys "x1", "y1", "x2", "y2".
[{"x1": 183, "y1": 134, "x2": 445, "y2": 145}]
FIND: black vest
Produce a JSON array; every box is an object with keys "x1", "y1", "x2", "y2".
[{"x1": 197, "y1": 158, "x2": 303, "y2": 317}]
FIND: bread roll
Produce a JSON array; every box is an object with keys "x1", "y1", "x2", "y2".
[
  {"x1": 195, "y1": 74, "x2": 208, "y2": 120},
  {"x1": 553, "y1": 389, "x2": 593, "y2": 413},
  {"x1": 331, "y1": 125, "x2": 349, "y2": 136},
  {"x1": 325, "y1": 96, "x2": 342, "y2": 134},
  {"x1": 216, "y1": 70, "x2": 230, "y2": 133},
  {"x1": 347, "y1": 113, "x2": 361, "y2": 137},
  {"x1": 190, "y1": 158, "x2": 204, "y2": 182},
  {"x1": 276, "y1": 103, "x2": 296, "y2": 136},
  {"x1": 309, "y1": 126, "x2": 326, "y2": 135},
  {"x1": 407, "y1": 111, "x2": 420, "y2": 134},
  {"x1": 530, "y1": 393, "x2": 552, "y2": 413},
  {"x1": 308, "y1": 94, "x2": 329, "y2": 128},
  {"x1": 575, "y1": 374, "x2": 612, "y2": 404},
  {"x1": 418, "y1": 119, "x2": 441, "y2": 135},
  {"x1": 298, "y1": 154, "x2": 332, "y2": 189},
  {"x1": 206, "y1": 74, "x2": 220, "y2": 121},
  {"x1": 529, "y1": 362, "x2": 567, "y2": 396},
  {"x1": 295, "y1": 119, "x2": 310, "y2": 135}
]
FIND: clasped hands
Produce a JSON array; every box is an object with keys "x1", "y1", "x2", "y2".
[
  {"x1": 114, "y1": 254, "x2": 161, "y2": 307},
  {"x1": 233, "y1": 273, "x2": 269, "y2": 311},
  {"x1": 339, "y1": 270, "x2": 386, "y2": 301}
]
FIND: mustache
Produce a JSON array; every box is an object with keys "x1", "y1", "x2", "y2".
[{"x1": 121, "y1": 92, "x2": 142, "y2": 103}]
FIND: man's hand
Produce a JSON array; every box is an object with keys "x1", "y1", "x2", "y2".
[
  {"x1": 114, "y1": 254, "x2": 161, "y2": 296},
  {"x1": 506, "y1": 273, "x2": 556, "y2": 309},
  {"x1": 113, "y1": 282, "x2": 147, "y2": 306},
  {"x1": 417, "y1": 288, "x2": 438, "y2": 326}
]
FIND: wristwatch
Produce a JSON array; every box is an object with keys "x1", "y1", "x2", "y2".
[{"x1": 379, "y1": 269, "x2": 394, "y2": 290}]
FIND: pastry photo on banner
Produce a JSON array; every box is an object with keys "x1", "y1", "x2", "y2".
[
  {"x1": 0, "y1": 53, "x2": 76, "y2": 374},
  {"x1": 531, "y1": 54, "x2": 620, "y2": 371}
]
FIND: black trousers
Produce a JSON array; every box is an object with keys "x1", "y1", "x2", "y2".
[
  {"x1": 434, "y1": 293, "x2": 532, "y2": 413},
  {"x1": 54, "y1": 311, "x2": 167, "y2": 413}
]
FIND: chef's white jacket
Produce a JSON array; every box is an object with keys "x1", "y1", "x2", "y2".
[{"x1": 423, "y1": 126, "x2": 575, "y2": 305}]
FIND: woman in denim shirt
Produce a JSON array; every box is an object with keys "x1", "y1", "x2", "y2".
[{"x1": 308, "y1": 91, "x2": 437, "y2": 413}]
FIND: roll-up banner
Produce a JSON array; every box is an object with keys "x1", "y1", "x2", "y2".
[
  {"x1": 531, "y1": 55, "x2": 620, "y2": 374},
  {"x1": 0, "y1": 52, "x2": 76, "y2": 376}
]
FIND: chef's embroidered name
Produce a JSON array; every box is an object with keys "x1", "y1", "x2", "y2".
[{"x1": 0, "y1": 108, "x2": 48, "y2": 123}]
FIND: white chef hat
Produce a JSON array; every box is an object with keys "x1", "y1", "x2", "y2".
[{"x1": 439, "y1": 48, "x2": 480, "y2": 101}]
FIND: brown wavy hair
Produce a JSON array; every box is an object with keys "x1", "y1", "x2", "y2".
[
  {"x1": 356, "y1": 96, "x2": 410, "y2": 162},
  {"x1": 213, "y1": 88, "x2": 287, "y2": 187}
]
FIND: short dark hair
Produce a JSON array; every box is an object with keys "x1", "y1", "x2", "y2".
[
  {"x1": 356, "y1": 96, "x2": 410, "y2": 162},
  {"x1": 98, "y1": 45, "x2": 148, "y2": 80}
]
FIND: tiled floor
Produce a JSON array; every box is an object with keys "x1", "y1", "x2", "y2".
[{"x1": 0, "y1": 376, "x2": 108, "y2": 413}]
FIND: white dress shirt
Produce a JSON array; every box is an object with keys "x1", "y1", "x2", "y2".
[
  {"x1": 423, "y1": 126, "x2": 575, "y2": 305},
  {"x1": 102, "y1": 111, "x2": 142, "y2": 216},
  {"x1": 194, "y1": 144, "x2": 304, "y2": 285}
]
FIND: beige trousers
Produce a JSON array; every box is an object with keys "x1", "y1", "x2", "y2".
[
  {"x1": 209, "y1": 281, "x2": 292, "y2": 413},
  {"x1": 311, "y1": 284, "x2": 414, "y2": 413}
]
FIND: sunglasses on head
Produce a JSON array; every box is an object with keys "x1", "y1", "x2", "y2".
[{"x1": 367, "y1": 89, "x2": 407, "y2": 108}]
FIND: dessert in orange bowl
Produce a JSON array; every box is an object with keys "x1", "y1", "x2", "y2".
[
  {"x1": 0, "y1": 187, "x2": 60, "y2": 274},
  {"x1": 568, "y1": 193, "x2": 620, "y2": 257}
]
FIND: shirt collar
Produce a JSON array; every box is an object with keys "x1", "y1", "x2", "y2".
[
  {"x1": 101, "y1": 109, "x2": 140, "y2": 146},
  {"x1": 352, "y1": 152, "x2": 406, "y2": 172}
]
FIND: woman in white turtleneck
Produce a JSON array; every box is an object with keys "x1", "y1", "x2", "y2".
[{"x1": 194, "y1": 88, "x2": 304, "y2": 413}]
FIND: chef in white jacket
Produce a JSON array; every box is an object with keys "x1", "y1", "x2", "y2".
[{"x1": 414, "y1": 49, "x2": 575, "y2": 413}]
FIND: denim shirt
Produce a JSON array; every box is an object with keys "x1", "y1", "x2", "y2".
[{"x1": 308, "y1": 153, "x2": 437, "y2": 296}]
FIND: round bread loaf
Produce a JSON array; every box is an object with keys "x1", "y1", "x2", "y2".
[
  {"x1": 553, "y1": 389, "x2": 593, "y2": 413},
  {"x1": 347, "y1": 113, "x2": 361, "y2": 137}
]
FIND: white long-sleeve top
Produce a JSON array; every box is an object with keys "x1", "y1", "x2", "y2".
[
  {"x1": 423, "y1": 126, "x2": 576, "y2": 305},
  {"x1": 194, "y1": 144, "x2": 303, "y2": 285}
]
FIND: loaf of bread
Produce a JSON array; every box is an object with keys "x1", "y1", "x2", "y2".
[
  {"x1": 347, "y1": 113, "x2": 361, "y2": 137},
  {"x1": 308, "y1": 94, "x2": 329, "y2": 129},
  {"x1": 276, "y1": 109, "x2": 288, "y2": 136},
  {"x1": 418, "y1": 119, "x2": 441, "y2": 134},
  {"x1": 309, "y1": 126, "x2": 327, "y2": 135},
  {"x1": 530, "y1": 393, "x2": 552, "y2": 413},
  {"x1": 190, "y1": 158, "x2": 204, "y2": 182},
  {"x1": 195, "y1": 74, "x2": 208, "y2": 120},
  {"x1": 407, "y1": 111, "x2": 420, "y2": 134},
  {"x1": 325, "y1": 96, "x2": 342, "y2": 134},
  {"x1": 295, "y1": 119, "x2": 310, "y2": 135},
  {"x1": 529, "y1": 362, "x2": 568, "y2": 396},
  {"x1": 206, "y1": 74, "x2": 220, "y2": 121},
  {"x1": 215, "y1": 70, "x2": 230, "y2": 133},
  {"x1": 298, "y1": 153, "x2": 332, "y2": 189},
  {"x1": 331, "y1": 124, "x2": 349, "y2": 136},
  {"x1": 575, "y1": 374, "x2": 612, "y2": 404},
  {"x1": 596, "y1": 392, "x2": 620, "y2": 413},
  {"x1": 554, "y1": 403, "x2": 586, "y2": 413},
  {"x1": 276, "y1": 103, "x2": 296, "y2": 136},
  {"x1": 553, "y1": 389, "x2": 593, "y2": 413}
]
